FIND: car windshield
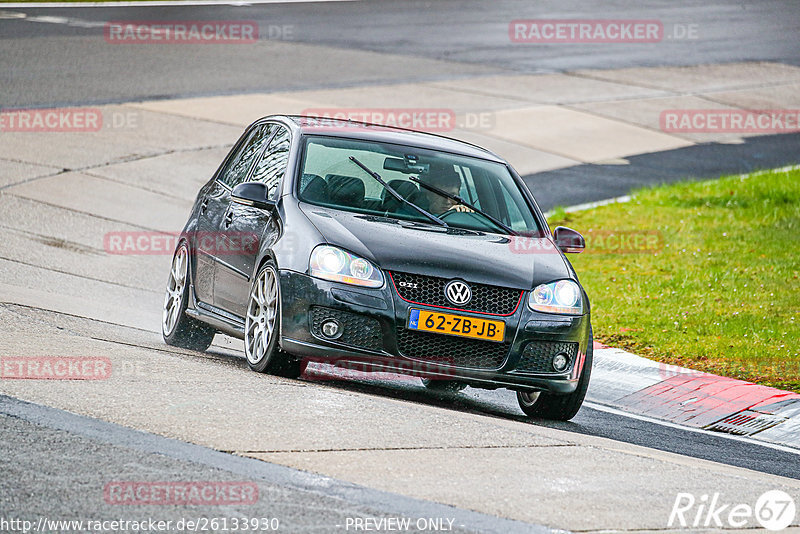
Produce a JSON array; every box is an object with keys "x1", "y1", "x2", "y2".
[{"x1": 297, "y1": 135, "x2": 541, "y2": 235}]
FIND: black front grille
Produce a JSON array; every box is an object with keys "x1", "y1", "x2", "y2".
[
  {"x1": 390, "y1": 272, "x2": 522, "y2": 315},
  {"x1": 515, "y1": 341, "x2": 578, "y2": 374},
  {"x1": 310, "y1": 307, "x2": 383, "y2": 351},
  {"x1": 396, "y1": 329, "x2": 511, "y2": 370}
]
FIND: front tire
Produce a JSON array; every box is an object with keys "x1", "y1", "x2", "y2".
[
  {"x1": 162, "y1": 242, "x2": 216, "y2": 351},
  {"x1": 245, "y1": 262, "x2": 303, "y2": 378},
  {"x1": 516, "y1": 329, "x2": 593, "y2": 421}
]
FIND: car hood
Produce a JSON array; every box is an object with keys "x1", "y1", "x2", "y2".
[{"x1": 299, "y1": 204, "x2": 571, "y2": 290}]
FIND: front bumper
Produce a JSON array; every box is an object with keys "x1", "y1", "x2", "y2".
[{"x1": 279, "y1": 270, "x2": 591, "y2": 394}]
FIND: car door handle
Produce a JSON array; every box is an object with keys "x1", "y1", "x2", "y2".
[
  {"x1": 223, "y1": 209, "x2": 234, "y2": 228},
  {"x1": 200, "y1": 198, "x2": 209, "y2": 214}
]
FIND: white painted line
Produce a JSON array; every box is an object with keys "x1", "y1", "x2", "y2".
[
  {"x1": 23, "y1": 14, "x2": 106, "y2": 27},
  {"x1": 584, "y1": 401, "x2": 800, "y2": 456},
  {"x1": 0, "y1": 0, "x2": 358, "y2": 7},
  {"x1": 544, "y1": 194, "x2": 631, "y2": 218},
  {"x1": 723, "y1": 163, "x2": 800, "y2": 182}
]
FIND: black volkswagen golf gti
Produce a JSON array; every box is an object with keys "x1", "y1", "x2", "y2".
[{"x1": 163, "y1": 115, "x2": 593, "y2": 420}]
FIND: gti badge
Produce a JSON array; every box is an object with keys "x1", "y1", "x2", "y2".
[{"x1": 445, "y1": 280, "x2": 472, "y2": 306}]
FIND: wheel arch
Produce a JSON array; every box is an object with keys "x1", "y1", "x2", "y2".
[{"x1": 253, "y1": 249, "x2": 280, "y2": 280}]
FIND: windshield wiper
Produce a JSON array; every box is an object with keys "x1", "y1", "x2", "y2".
[
  {"x1": 409, "y1": 176, "x2": 518, "y2": 236},
  {"x1": 348, "y1": 156, "x2": 447, "y2": 228}
]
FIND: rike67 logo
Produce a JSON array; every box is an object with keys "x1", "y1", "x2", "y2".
[{"x1": 669, "y1": 491, "x2": 796, "y2": 531}]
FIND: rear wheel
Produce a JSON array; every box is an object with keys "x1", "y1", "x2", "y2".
[
  {"x1": 245, "y1": 262, "x2": 304, "y2": 378},
  {"x1": 162, "y1": 242, "x2": 216, "y2": 351},
  {"x1": 516, "y1": 329, "x2": 593, "y2": 421}
]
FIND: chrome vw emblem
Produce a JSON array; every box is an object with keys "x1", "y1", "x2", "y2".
[{"x1": 445, "y1": 280, "x2": 472, "y2": 306}]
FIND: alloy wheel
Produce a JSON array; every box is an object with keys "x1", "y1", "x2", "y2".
[
  {"x1": 517, "y1": 390, "x2": 541, "y2": 408},
  {"x1": 245, "y1": 266, "x2": 279, "y2": 364},
  {"x1": 162, "y1": 245, "x2": 187, "y2": 336}
]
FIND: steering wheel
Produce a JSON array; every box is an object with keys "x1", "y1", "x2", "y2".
[
  {"x1": 438, "y1": 206, "x2": 469, "y2": 220},
  {"x1": 437, "y1": 208, "x2": 497, "y2": 232}
]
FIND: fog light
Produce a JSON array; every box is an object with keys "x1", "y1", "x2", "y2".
[
  {"x1": 552, "y1": 353, "x2": 569, "y2": 372},
  {"x1": 321, "y1": 319, "x2": 342, "y2": 339}
]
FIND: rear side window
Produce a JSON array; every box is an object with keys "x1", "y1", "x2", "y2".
[
  {"x1": 251, "y1": 126, "x2": 290, "y2": 200},
  {"x1": 218, "y1": 124, "x2": 273, "y2": 188}
]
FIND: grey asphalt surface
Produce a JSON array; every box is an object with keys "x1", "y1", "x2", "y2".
[
  {"x1": 306, "y1": 367, "x2": 800, "y2": 481},
  {"x1": 0, "y1": 395, "x2": 541, "y2": 534},
  {"x1": 527, "y1": 131, "x2": 800, "y2": 209},
  {"x1": 2, "y1": 0, "x2": 800, "y2": 107}
]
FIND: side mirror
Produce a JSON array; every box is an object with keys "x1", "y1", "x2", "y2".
[
  {"x1": 553, "y1": 226, "x2": 585, "y2": 253},
  {"x1": 231, "y1": 182, "x2": 276, "y2": 210}
]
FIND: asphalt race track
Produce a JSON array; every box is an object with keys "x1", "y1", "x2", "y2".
[
  {"x1": 3, "y1": 0, "x2": 800, "y2": 107},
  {"x1": 1, "y1": 1, "x2": 799, "y2": 532}
]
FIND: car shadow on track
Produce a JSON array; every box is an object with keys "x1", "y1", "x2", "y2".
[
  {"x1": 204, "y1": 348, "x2": 590, "y2": 430},
  {"x1": 295, "y1": 359, "x2": 589, "y2": 430}
]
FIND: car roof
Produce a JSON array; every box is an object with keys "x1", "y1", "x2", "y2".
[{"x1": 265, "y1": 115, "x2": 507, "y2": 163}]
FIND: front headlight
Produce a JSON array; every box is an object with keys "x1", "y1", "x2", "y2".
[
  {"x1": 309, "y1": 245, "x2": 384, "y2": 288},
  {"x1": 528, "y1": 280, "x2": 583, "y2": 315}
]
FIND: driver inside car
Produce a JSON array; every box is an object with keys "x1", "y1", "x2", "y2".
[{"x1": 419, "y1": 164, "x2": 473, "y2": 215}]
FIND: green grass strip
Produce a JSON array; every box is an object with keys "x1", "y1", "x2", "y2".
[{"x1": 548, "y1": 166, "x2": 800, "y2": 392}]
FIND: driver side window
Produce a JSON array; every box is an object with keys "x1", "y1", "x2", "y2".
[{"x1": 218, "y1": 124, "x2": 273, "y2": 188}]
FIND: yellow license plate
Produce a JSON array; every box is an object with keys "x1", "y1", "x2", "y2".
[{"x1": 407, "y1": 309, "x2": 505, "y2": 342}]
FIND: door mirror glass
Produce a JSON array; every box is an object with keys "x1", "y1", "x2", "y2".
[{"x1": 553, "y1": 226, "x2": 585, "y2": 253}]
